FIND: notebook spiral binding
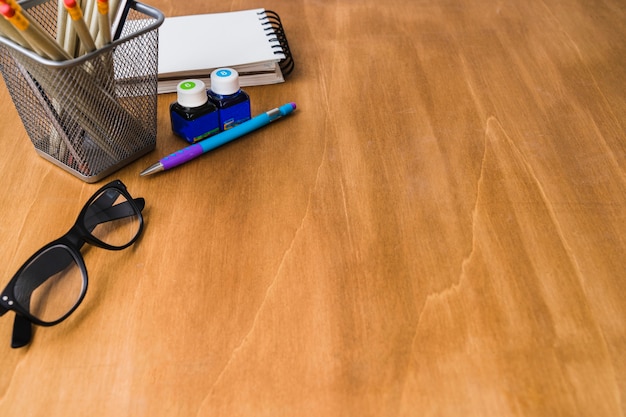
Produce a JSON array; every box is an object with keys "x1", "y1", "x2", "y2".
[{"x1": 259, "y1": 10, "x2": 295, "y2": 78}]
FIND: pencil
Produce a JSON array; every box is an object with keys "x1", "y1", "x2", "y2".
[
  {"x1": 0, "y1": 10, "x2": 30, "y2": 49},
  {"x1": 83, "y1": 0, "x2": 98, "y2": 39},
  {"x1": 0, "y1": 0, "x2": 35, "y2": 45},
  {"x1": 63, "y1": 0, "x2": 96, "y2": 53},
  {"x1": 0, "y1": 2, "x2": 71, "y2": 61},
  {"x1": 96, "y1": 0, "x2": 111, "y2": 46},
  {"x1": 56, "y1": 0, "x2": 67, "y2": 47}
]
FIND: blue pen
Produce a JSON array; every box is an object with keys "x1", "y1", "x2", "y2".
[{"x1": 140, "y1": 102, "x2": 297, "y2": 176}]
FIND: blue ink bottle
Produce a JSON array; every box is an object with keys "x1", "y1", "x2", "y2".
[
  {"x1": 208, "y1": 68, "x2": 251, "y2": 131},
  {"x1": 170, "y1": 79, "x2": 220, "y2": 143}
]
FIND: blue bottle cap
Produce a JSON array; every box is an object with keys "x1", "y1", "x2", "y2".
[{"x1": 210, "y1": 68, "x2": 240, "y2": 95}]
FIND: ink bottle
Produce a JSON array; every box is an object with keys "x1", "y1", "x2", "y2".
[
  {"x1": 208, "y1": 68, "x2": 251, "y2": 131},
  {"x1": 170, "y1": 79, "x2": 220, "y2": 143}
]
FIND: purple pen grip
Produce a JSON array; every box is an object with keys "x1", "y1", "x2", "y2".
[{"x1": 161, "y1": 144, "x2": 204, "y2": 170}]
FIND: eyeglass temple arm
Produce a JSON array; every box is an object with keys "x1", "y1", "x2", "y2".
[
  {"x1": 11, "y1": 314, "x2": 32, "y2": 348},
  {"x1": 0, "y1": 288, "x2": 31, "y2": 347}
]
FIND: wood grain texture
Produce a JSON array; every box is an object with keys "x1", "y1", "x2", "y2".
[{"x1": 0, "y1": 0, "x2": 624, "y2": 415}]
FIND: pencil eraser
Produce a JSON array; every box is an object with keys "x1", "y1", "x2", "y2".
[
  {"x1": 64, "y1": 0, "x2": 77, "y2": 8},
  {"x1": 290, "y1": 102, "x2": 297, "y2": 110},
  {"x1": 0, "y1": 4, "x2": 15, "y2": 18}
]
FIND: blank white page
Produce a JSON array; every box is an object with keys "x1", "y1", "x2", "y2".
[{"x1": 158, "y1": 9, "x2": 286, "y2": 76}]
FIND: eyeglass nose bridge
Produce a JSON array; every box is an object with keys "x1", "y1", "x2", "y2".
[{"x1": 63, "y1": 225, "x2": 90, "y2": 250}]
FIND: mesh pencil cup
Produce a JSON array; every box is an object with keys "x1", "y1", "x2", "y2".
[{"x1": 0, "y1": 0, "x2": 164, "y2": 182}]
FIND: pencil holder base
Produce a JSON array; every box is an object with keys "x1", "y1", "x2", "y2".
[{"x1": 34, "y1": 143, "x2": 155, "y2": 183}]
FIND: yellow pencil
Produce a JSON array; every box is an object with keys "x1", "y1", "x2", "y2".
[{"x1": 0, "y1": 11, "x2": 30, "y2": 48}]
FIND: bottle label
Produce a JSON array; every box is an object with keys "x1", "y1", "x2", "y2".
[
  {"x1": 219, "y1": 100, "x2": 251, "y2": 131},
  {"x1": 171, "y1": 110, "x2": 220, "y2": 143}
]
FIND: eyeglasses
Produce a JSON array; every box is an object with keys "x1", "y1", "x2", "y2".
[{"x1": 0, "y1": 180, "x2": 145, "y2": 348}]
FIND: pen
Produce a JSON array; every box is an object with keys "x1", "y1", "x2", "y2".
[{"x1": 140, "y1": 102, "x2": 297, "y2": 176}]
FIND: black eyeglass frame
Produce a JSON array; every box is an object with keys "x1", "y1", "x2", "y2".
[{"x1": 0, "y1": 179, "x2": 145, "y2": 347}]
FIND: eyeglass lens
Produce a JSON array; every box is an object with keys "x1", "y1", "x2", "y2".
[
  {"x1": 13, "y1": 246, "x2": 84, "y2": 324},
  {"x1": 83, "y1": 188, "x2": 142, "y2": 248}
]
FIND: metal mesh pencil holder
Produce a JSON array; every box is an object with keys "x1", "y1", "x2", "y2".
[{"x1": 0, "y1": 0, "x2": 164, "y2": 182}]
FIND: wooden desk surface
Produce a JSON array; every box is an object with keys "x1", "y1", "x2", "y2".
[{"x1": 0, "y1": 0, "x2": 625, "y2": 415}]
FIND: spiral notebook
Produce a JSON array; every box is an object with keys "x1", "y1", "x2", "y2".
[{"x1": 157, "y1": 9, "x2": 294, "y2": 94}]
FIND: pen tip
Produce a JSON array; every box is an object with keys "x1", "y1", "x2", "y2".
[{"x1": 139, "y1": 162, "x2": 164, "y2": 177}]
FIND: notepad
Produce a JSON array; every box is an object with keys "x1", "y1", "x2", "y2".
[{"x1": 157, "y1": 9, "x2": 294, "y2": 94}]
